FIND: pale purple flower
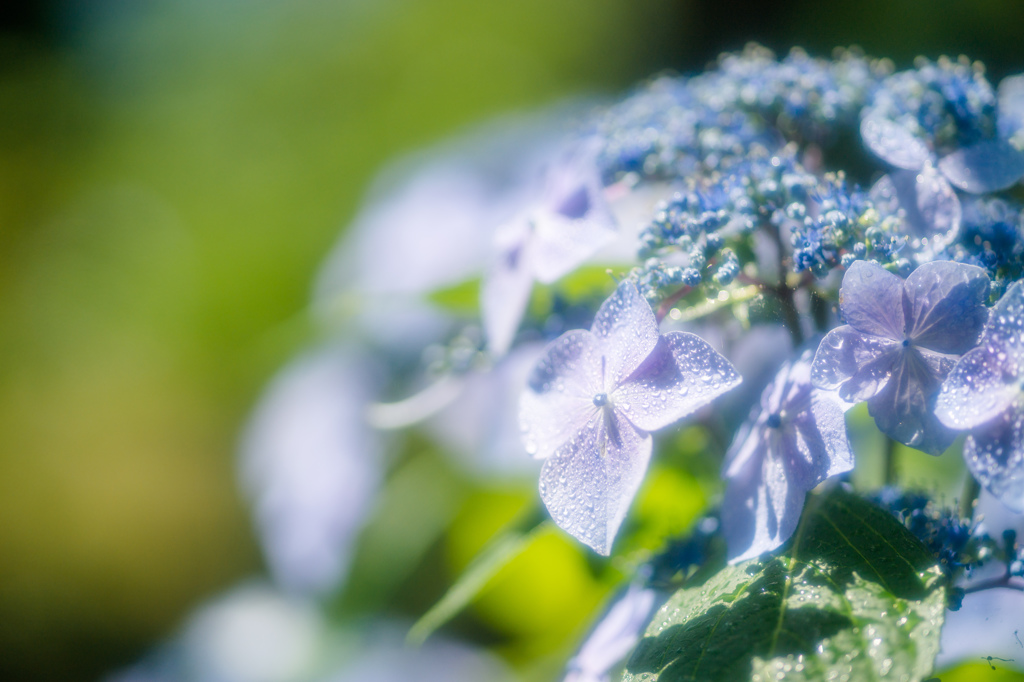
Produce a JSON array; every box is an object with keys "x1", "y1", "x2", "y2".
[
  {"x1": 315, "y1": 113, "x2": 564, "y2": 307},
  {"x1": 860, "y1": 75, "x2": 1024, "y2": 259},
  {"x1": 722, "y1": 349, "x2": 855, "y2": 563},
  {"x1": 482, "y1": 139, "x2": 618, "y2": 356},
  {"x1": 868, "y1": 164, "x2": 961, "y2": 257},
  {"x1": 860, "y1": 118, "x2": 963, "y2": 255},
  {"x1": 936, "y1": 281, "x2": 1024, "y2": 511},
  {"x1": 563, "y1": 582, "x2": 659, "y2": 682},
  {"x1": 811, "y1": 260, "x2": 990, "y2": 455},
  {"x1": 240, "y1": 349, "x2": 381, "y2": 595},
  {"x1": 862, "y1": 71, "x2": 1024, "y2": 196},
  {"x1": 520, "y1": 281, "x2": 740, "y2": 554}
]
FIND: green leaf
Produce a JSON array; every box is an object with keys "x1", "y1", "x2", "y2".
[
  {"x1": 407, "y1": 505, "x2": 549, "y2": 645},
  {"x1": 426, "y1": 277, "x2": 481, "y2": 315},
  {"x1": 623, "y1": 489, "x2": 947, "y2": 682}
]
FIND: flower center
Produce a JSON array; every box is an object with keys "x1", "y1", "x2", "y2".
[
  {"x1": 593, "y1": 393, "x2": 609, "y2": 407},
  {"x1": 902, "y1": 338, "x2": 911, "y2": 348},
  {"x1": 766, "y1": 412, "x2": 782, "y2": 428}
]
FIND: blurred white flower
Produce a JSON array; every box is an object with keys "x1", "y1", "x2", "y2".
[
  {"x1": 241, "y1": 348, "x2": 382, "y2": 596},
  {"x1": 322, "y1": 624, "x2": 511, "y2": 682},
  {"x1": 427, "y1": 341, "x2": 546, "y2": 476},
  {"x1": 106, "y1": 586, "x2": 510, "y2": 682}
]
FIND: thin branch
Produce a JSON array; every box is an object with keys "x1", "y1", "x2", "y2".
[
  {"x1": 656, "y1": 285, "x2": 693, "y2": 322},
  {"x1": 963, "y1": 574, "x2": 1024, "y2": 595}
]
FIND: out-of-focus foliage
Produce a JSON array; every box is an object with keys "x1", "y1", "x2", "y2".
[{"x1": 0, "y1": 1, "x2": 687, "y2": 679}]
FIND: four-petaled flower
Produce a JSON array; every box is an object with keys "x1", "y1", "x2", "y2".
[
  {"x1": 810, "y1": 260, "x2": 990, "y2": 454},
  {"x1": 482, "y1": 139, "x2": 618, "y2": 356},
  {"x1": 936, "y1": 281, "x2": 1024, "y2": 512},
  {"x1": 722, "y1": 349, "x2": 855, "y2": 563},
  {"x1": 520, "y1": 280, "x2": 740, "y2": 554},
  {"x1": 861, "y1": 70, "x2": 1024, "y2": 258},
  {"x1": 862, "y1": 70, "x2": 1024, "y2": 196}
]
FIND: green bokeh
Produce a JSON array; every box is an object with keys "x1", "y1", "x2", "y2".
[{"x1": 0, "y1": 1, "x2": 687, "y2": 679}]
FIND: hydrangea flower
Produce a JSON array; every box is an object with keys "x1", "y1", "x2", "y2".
[
  {"x1": 722, "y1": 349, "x2": 855, "y2": 563},
  {"x1": 861, "y1": 58, "x2": 1024, "y2": 195},
  {"x1": 519, "y1": 280, "x2": 740, "y2": 554},
  {"x1": 482, "y1": 139, "x2": 618, "y2": 356},
  {"x1": 240, "y1": 349, "x2": 381, "y2": 595},
  {"x1": 935, "y1": 281, "x2": 1024, "y2": 511},
  {"x1": 810, "y1": 259, "x2": 990, "y2": 454},
  {"x1": 859, "y1": 61, "x2": 1024, "y2": 260},
  {"x1": 867, "y1": 162, "x2": 961, "y2": 258}
]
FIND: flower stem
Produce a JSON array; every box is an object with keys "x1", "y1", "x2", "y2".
[
  {"x1": 764, "y1": 221, "x2": 803, "y2": 346},
  {"x1": 776, "y1": 283, "x2": 804, "y2": 347},
  {"x1": 960, "y1": 475, "x2": 981, "y2": 519},
  {"x1": 656, "y1": 285, "x2": 693, "y2": 322},
  {"x1": 883, "y1": 437, "x2": 898, "y2": 486},
  {"x1": 963, "y1": 574, "x2": 1024, "y2": 595}
]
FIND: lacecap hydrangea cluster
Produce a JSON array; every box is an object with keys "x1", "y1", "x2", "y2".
[
  {"x1": 232, "y1": 44, "x2": 1024, "y2": 682},
  {"x1": 487, "y1": 46, "x2": 1024, "y2": 563}
]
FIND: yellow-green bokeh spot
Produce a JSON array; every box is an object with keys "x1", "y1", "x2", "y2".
[{"x1": 445, "y1": 489, "x2": 606, "y2": 646}]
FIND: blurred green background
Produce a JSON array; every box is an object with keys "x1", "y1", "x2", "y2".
[{"x1": 1, "y1": 1, "x2": 1023, "y2": 680}]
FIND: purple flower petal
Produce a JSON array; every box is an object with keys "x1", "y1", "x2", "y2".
[
  {"x1": 811, "y1": 326, "x2": 901, "y2": 402},
  {"x1": 539, "y1": 411, "x2": 653, "y2": 555},
  {"x1": 938, "y1": 139, "x2": 1024, "y2": 193},
  {"x1": 519, "y1": 330, "x2": 603, "y2": 459},
  {"x1": 613, "y1": 332, "x2": 741, "y2": 432},
  {"x1": 914, "y1": 346, "x2": 958, "y2": 381},
  {"x1": 802, "y1": 391, "x2": 857, "y2": 478},
  {"x1": 531, "y1": 212, "x2": 618, "y2": 284},
  {"x1": 903, "y1": 260, "x2": 990, "y2": 354},
  {"x1": 722, "y1": 430, "x2": 802, "y2": 563},
  {"x1": 565, "y1": 583, "x2": 658, "y2": 682},
  {"x1": 867, "y1": 350, "x2": 957, "y2": 455},
  {"x1": 860, "y1": 115, "x2": 931, "y2": 170},
  {"x1": 936, "y1": 346, "x2": 1022, "y2": 430},
  {"x1": 936, "y1": 282, "x2": 1024, "y2": 430},
  {"x1": 997, "y1": 74, "x2": 1024, "y2": 141},
  {"x1": 869, "y1": 168, "x2": 961, "y2": 251},
  {"x1": 723, "y1": 352, "x2": 855, "y2": 563},
  {"x1": 983, "y1": 280, "x2": 1024, "y2": 353},
  {"x1": 531, "y1": 138, "x2": 618, "y2": 283},
  {"x1": 241, "y1": 350, "x2": 381, "y2": 595},
  {"x1": 838, "y1": 261, "x2": 905, "y2": 339},
  {"x1": 590, "y1": 281, "x2": 661, "y2": 391},
  {"x1": 963, "y1": 403, "x2": 1024, "y2": 513},
  {"x1": 481, "y1": 220, "x2": 536, "y2": 356}
]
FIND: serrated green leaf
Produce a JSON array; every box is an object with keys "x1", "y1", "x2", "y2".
[
  {"x1": 623, "y1": 489, "x2": 946, "y2": 682},
  {"x1": 407, "y1": 505, "x2": 548, "y2": 645}
]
